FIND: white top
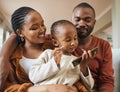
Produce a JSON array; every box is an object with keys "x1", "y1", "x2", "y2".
[
  {"x1": 20, "y1": 56, "x2": 41, "y2": 74},
  {"x1": 26, "y1": 49, "x2": 94, "y2": 89}
]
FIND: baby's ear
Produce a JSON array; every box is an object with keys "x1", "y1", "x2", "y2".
[{"x1": 52, "y1": 39, "x2": 59, "y2": 47}]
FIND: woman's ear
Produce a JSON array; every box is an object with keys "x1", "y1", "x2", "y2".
[
  {"x1": 52, "y1": 39, "x2": 59, "y2": 47},
  {"x1": 16, "y1": 29, "x2": 24, "y2": 37},
  {"x1": 16, "y1": 29, "x2": 25, "y2": 42}
]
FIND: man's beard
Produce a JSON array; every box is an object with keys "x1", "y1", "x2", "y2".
[{"x1": 76, "y1": 27, "x2": 93, "y2": 39}]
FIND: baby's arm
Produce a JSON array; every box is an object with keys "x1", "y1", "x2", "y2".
[
  {"x1": 80, "y1": 67, "x2": 94, "y2": 90},
  {"x1": 79, "y1": 50, "x2": 96, "y2": 90},
  {"x1": 29, "y1": 50, "x2": 60, "y2": 84}
]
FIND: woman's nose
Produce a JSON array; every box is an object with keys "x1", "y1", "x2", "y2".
[{"x1": 39, "y1": 26, "x2": 46, "y2": 33}]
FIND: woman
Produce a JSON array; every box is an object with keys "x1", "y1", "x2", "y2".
[
  {"x1": 0, "y1": 6, "x2": 92, "y2": 92},
  {"x1": 0, "y1": 7, "x2": 79, "y2": 92}
]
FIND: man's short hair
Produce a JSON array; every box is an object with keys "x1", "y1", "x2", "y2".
[{"x1": 73, "y1": 2, "x2": 96, "y2": 18}]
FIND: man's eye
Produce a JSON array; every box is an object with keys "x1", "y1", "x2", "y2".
[
  {"x1": 85, "y1": 18, "x2": 92, "y2": 22},
  {"x1": 74, "y1": 18, "x2": 80, "y2": 22}
]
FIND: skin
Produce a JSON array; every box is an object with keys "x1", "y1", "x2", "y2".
[
  {"x1": 72, "y1": 7, "x2": 96, "y2": 49},
  {"x1": 17, "y1": 11, "x2": 46, "y2": 59}
]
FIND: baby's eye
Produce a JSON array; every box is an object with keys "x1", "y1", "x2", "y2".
[
  {"x1": 65, "y1": 38, "x2": 71, "y2": 42},
  {"x1": 74, "y1": 36, "x2": 78, "y2": 40}
]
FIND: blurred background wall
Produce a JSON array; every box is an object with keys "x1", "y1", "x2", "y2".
[{"x1": 0, "y1": 0, "x2": 119, "y2": 49}]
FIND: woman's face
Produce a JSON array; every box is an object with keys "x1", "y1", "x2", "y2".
[{"x1": 20, "y1": 11, "x2": 46, "y2": 44}]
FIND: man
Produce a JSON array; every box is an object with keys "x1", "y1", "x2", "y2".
[{"x1": 72, "y1": 2, "x2": 114, "y2": 92}]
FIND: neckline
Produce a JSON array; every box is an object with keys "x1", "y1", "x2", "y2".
[{"x1": 78, "y1": 35, "x2": 93, "y2": 50}]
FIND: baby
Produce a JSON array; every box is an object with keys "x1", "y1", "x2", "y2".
[{"x1": 29, "y1": 20, "x2": 94, "y2": 91}]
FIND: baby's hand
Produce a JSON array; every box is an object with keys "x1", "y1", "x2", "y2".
[
  {"x1": 53, "y1": 46, "x2": 63, "y2": 65},
  {"x1": 88, "y1": 47, "x2": 98, "y2": 59},
  {"x1": 81, "y1": 47, "x2": 98, "y2": 65}
]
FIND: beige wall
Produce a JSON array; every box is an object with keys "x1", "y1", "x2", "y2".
[
  {"x1": 0, "y1": 0, "x2": 112, "y2": 44},
  {"x1": 0, "y1": 0, "x2": 111, "y2": 33}
]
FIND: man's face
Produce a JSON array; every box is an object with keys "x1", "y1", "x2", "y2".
[{"x1": 72, "y1": 7, "x2": 96, "y2": 39}]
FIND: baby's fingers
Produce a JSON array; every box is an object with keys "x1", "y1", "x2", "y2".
[
  {"x1": 88, "y1": 50, "x2": 97, "y2": 59},
  {"x1": 82, "y1": 50, "x2": 89, "y2": 61}
]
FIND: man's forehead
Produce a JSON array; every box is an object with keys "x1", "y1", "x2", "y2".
[{"x1": 73, "y1": 7, "x2": 95, "y2": 17}]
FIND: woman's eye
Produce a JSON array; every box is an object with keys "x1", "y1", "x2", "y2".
[
  {"x1": 41, "y1": 23, "x2": 45, "y2": 27},
  {"x1": 31, "y1": 25, "x2": 39, "y2": 30}
]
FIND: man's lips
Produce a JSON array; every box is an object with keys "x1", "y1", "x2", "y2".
[{"x1": 76, "y1": 27, "x2": 88, "y2": 33}]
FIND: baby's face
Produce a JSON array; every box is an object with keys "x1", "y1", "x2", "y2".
[{"x1": 55, "y1": 24, "x2": 78, "y2": 55}]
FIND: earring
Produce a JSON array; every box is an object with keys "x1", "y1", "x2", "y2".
[{"x1": 20, "y1": 36, "x2": 25, "y2": 42}]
